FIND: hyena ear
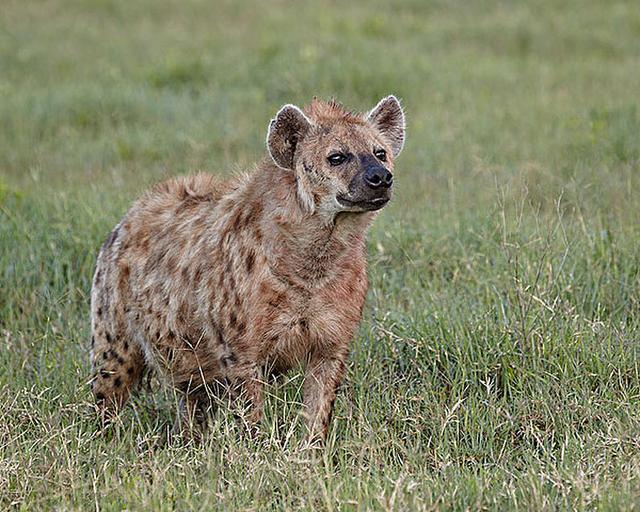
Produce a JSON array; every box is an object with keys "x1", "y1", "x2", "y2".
[
  {"x1": 367, "y1": 95, "x2": 405, "y2": 157},
  {"x1": 267, "y1": 104, "x2": 313, "y2": 170}
]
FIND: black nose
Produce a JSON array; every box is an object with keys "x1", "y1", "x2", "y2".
[{"x1": 364, "y1": 166, "x2": 393, "y2": 189}]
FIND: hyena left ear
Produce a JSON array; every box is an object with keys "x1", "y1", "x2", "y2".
[
  {"x1": 267, "y1": 104, "x2": 313, "y2": 170},
  {"x1": 367, "y1": 95, "x2": 405, "y2": 157}
]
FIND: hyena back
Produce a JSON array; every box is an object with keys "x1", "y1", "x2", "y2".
[{"x1": 90, "y1": 96, "x2": 405, "y2": 441}]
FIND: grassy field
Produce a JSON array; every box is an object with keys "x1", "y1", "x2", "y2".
[{"x1": 1, "y1": 0, "x2": 640, "y2": 509}]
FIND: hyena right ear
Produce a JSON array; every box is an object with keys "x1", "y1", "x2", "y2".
[{"x1": 267, "y1": 105, "x2": 313, "y2": 170}]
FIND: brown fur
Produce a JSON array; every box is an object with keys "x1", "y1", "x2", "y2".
[{"x1": 89, "y1": 96, "x2": 405, "y2": 442}]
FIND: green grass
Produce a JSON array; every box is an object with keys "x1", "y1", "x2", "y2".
[{"x1": 1, "y1": 0, "x2": 640, "y2": 509}]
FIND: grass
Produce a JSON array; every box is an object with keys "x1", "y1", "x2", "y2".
[{"x1": 1, "y1": 0, "x2": 640, "y2": 509}]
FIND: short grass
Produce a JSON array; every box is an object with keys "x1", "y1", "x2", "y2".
[{"x1": 1, "y1": 0, "x2": 640, "y2": 509}]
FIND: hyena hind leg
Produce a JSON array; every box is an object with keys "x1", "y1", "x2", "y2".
[
  {"x1": 90, "y1": 327, "x2": 146, "y2": 422},
  {"x1": 170, "y1": 381, "x2": 228, "y2": 443}
]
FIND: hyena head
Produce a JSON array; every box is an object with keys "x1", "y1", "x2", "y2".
[{"x1": 267, "y1": 96, "x2": 405, "y2": 217}]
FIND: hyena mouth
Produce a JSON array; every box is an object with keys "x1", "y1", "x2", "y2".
[{"x1": 336, "y1": 195, "x2": 390, "y2": 211}]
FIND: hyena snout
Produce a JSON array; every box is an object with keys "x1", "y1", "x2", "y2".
[
  {"x1": 337, "y1": 155, "x2": 393, "y2": 211},
  {"x1": 363, "y1": 164, "x2": 393, "y2": 190}
]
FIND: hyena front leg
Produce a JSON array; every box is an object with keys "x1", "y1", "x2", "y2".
[{"x1": 303, "y1": 355, "x2": 347, "y2": 443}]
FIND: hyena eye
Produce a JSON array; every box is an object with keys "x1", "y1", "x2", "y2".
[
  {"x1": 327, "y1": 153, "x2": 347, "y2": 166},
  {"x1": 374, "y1": 148, "x2": 387, "y2": 162}
]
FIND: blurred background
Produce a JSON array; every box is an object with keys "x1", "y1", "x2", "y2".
[
  {"x1": 2, "y1": 0, "x2": 638, "y2": 213},
  {"x1": 1, "y1": 1, "x2": 640, "y2": 509}
]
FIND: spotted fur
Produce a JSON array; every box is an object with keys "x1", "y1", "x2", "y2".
[{"x1": 89, "y1": 96, "x2": 405, "y2": 442}]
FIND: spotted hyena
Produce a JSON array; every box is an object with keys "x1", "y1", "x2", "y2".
[{"x1": 90, "y1": 96, "x2": 405, "y2": 442}]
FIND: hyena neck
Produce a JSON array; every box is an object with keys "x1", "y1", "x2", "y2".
[{"x1": 246, "y1": 162, "x2": 372, "y2": 282}]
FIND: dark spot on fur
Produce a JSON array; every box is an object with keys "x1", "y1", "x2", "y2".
[
  {"x1": 97, "y1": 307, "x2": 102, "y2": 317},
  {"x1": 229, "y1": 312, "x2": 237, "y2": 329},
  {"x1": 237, "y1": 322, "x2": 246, "y2": 335},
  {"x1": 91, "y1": 336, "x2": 95, "y2": 347},
  {"x1": 232, "y1": 213, "x2": 242, "y2": 231},
  {"x1": 114, "y1": 377, "x2": 122, "y2": 387},
  {"x1": 106, "y1": 332, "x2": 113, "y2": 344},
  {"x1": 109, "y1": 350, "x2": 124, "y2": 364},
  {"x1": 214, "y1": 324, "x2": 225, "y2": 346},
  {"x1": 244, "y1": 203, "x2": 263, "y2": 227},
  {"x1": 95, "y1": 392, "x2": 105, "y2": 402},
  {"x1": 267, "y1": 293, "x2": 285, "y2": 308},
  {"x1": 103, "y1": 351, "x2": 109, "y2": 360},
  {"x1": 123, "y1": 341, "x2": 129, "y2": 351},
  {"x1": 194, "y1": 265, "x2": 204, "y2": 283},
  {"x1": 127, "y1": 366, "x2": 134, "y2": 375},
  {"x1": 237, "y1": 209, "x2": 250, "y2": 229},
  {"x1": 245, "y1": 251, "x2": 255, "y2": 273}
]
